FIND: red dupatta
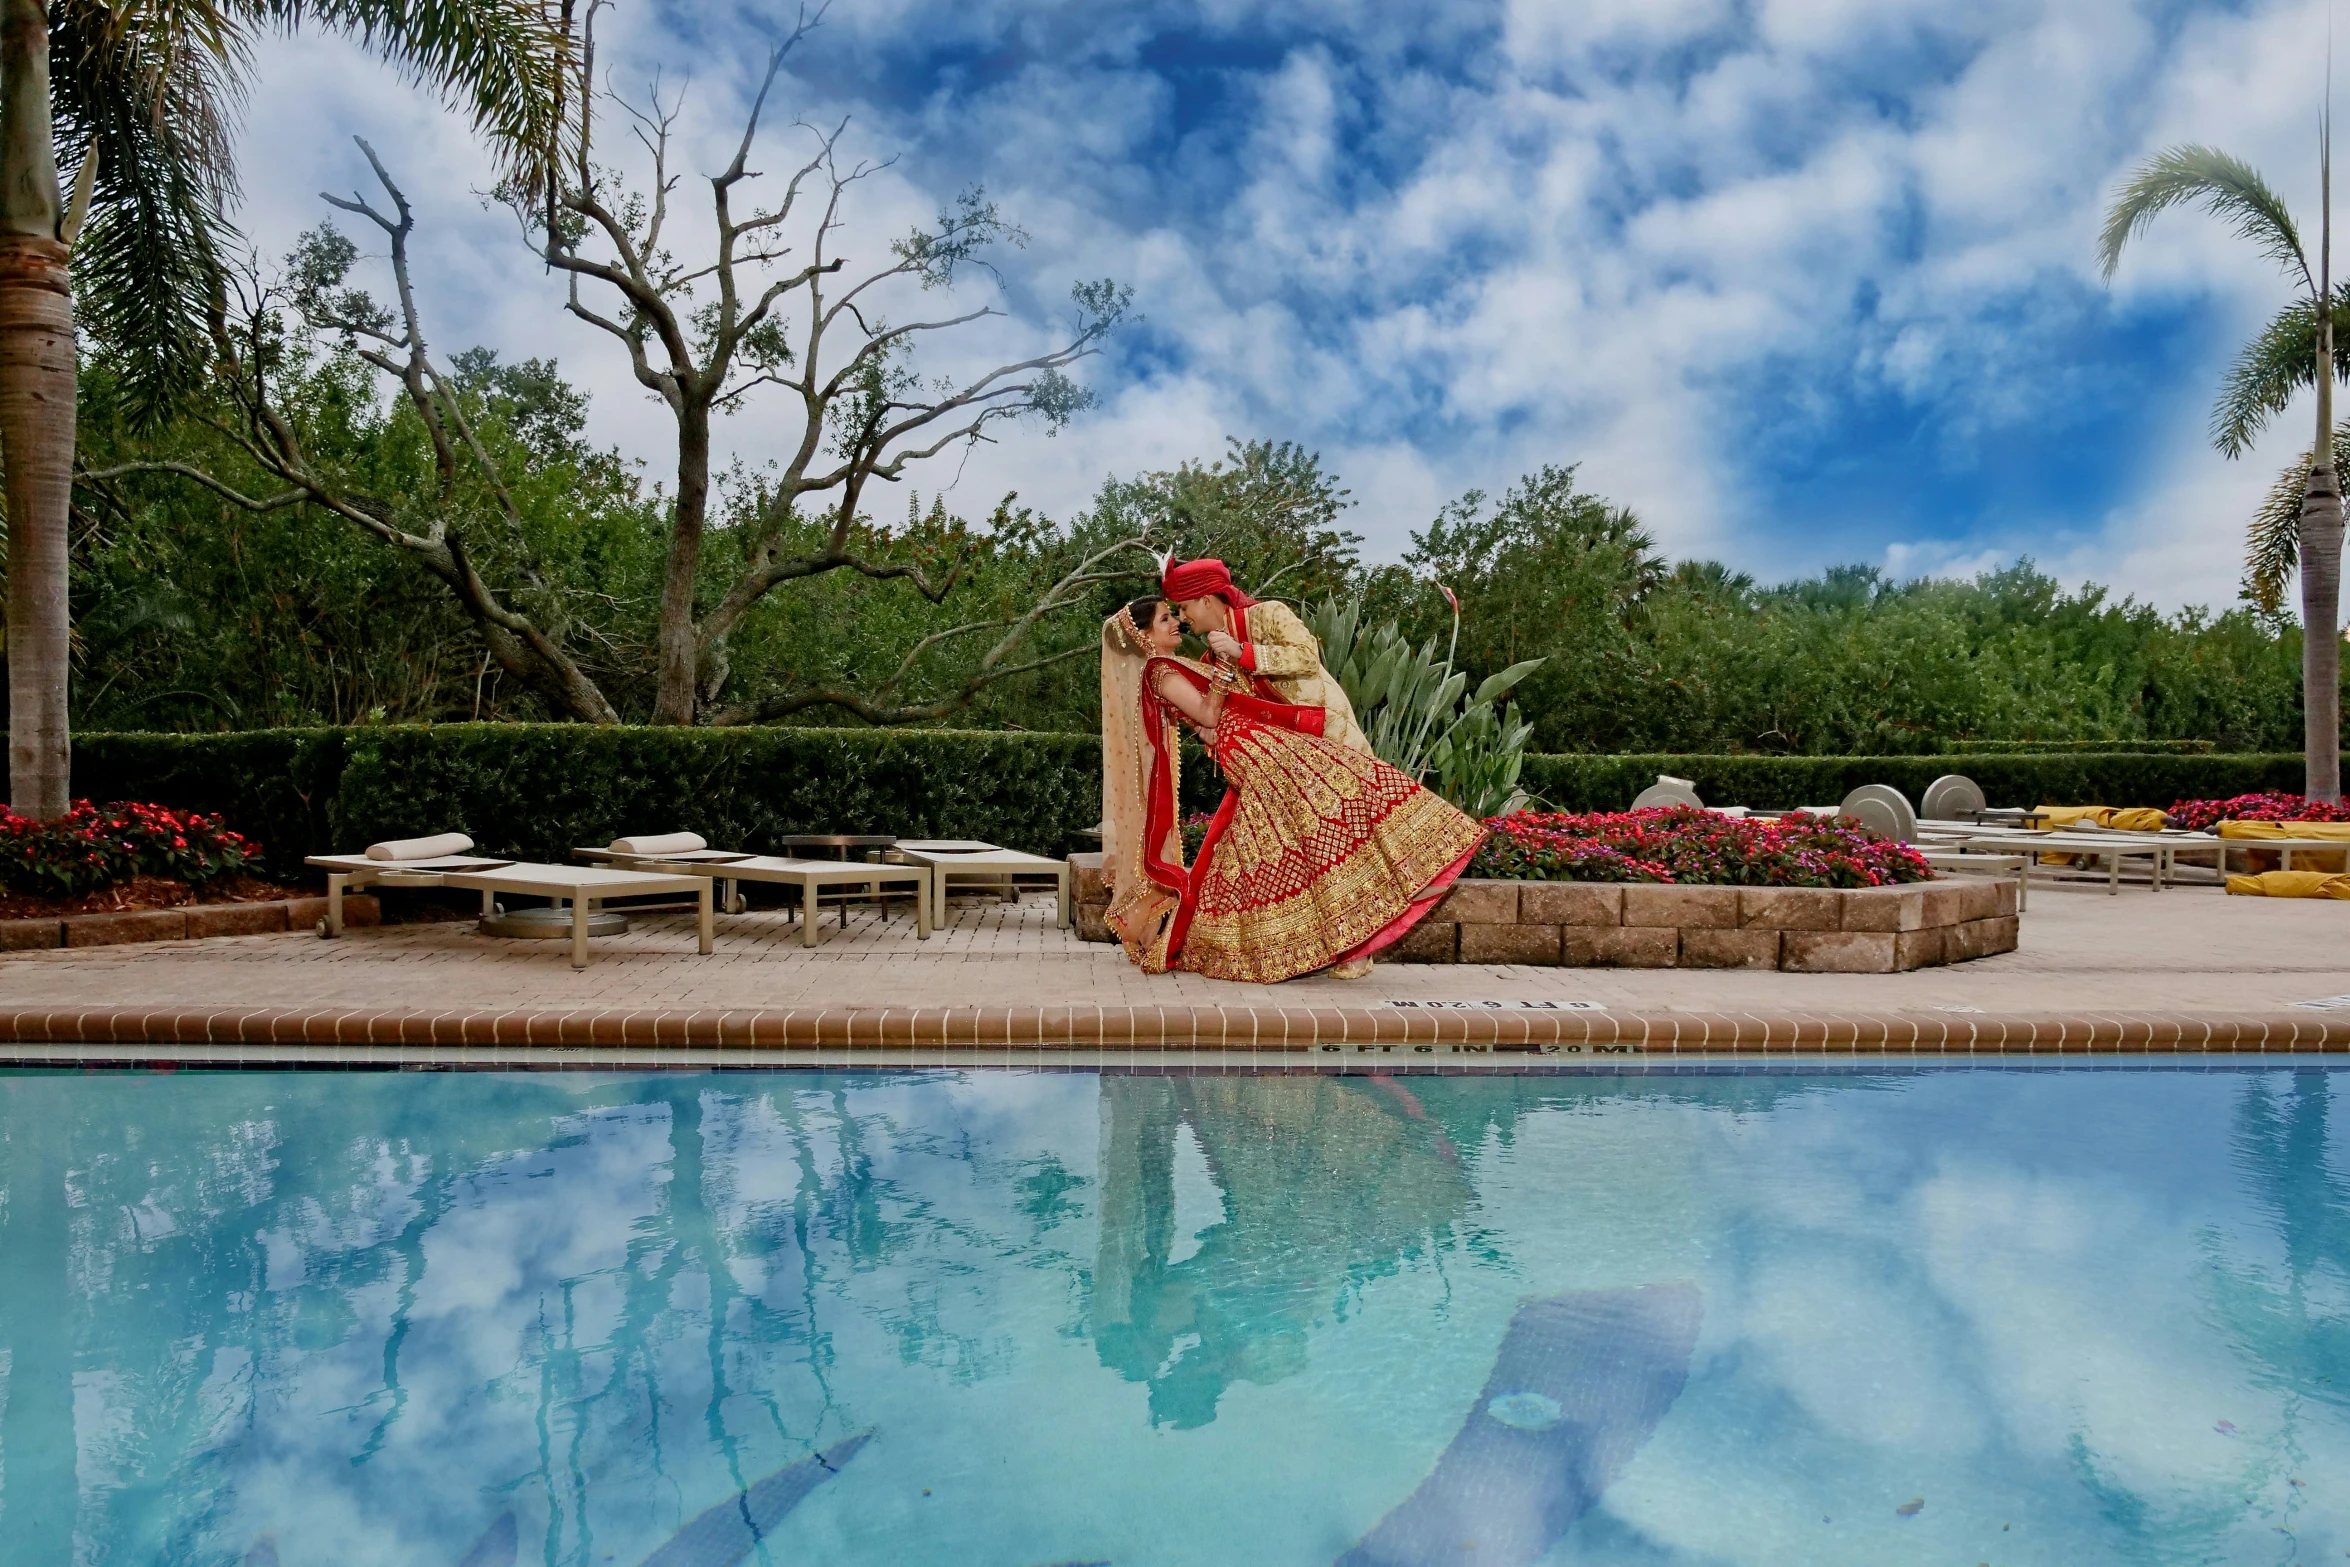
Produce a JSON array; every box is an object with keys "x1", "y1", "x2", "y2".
[{"x1": 1139, "y1": 656, "x2": 1327, "y2": 958}]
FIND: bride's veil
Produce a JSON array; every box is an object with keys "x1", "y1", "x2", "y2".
[{"x1": 1100, "y1": 611, "x2": 1160, "y2": 898}]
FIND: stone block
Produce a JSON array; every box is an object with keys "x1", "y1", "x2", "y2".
[
  {"x1": 1068, "y1": 852, "x2": 1108, "y2": 904},
  {"x1": 1950, "y1": 878, "x2": 2001, "y2": 922},
  {"x1": 1947, "y1": 914, "x2": 2020, "y2": 961},
  {"x1": 187, "y1": 902, "x2": 290, "y2": 939},
  {"x1": 1387, "y1": 920, "x2": 1459, "y2": 963},
  {"x1": 1518, "y1": 882, "x2": 1622, "y2": 926},
  {"x1": 1736, "y1": 887, "x2": 1841, "y2": 930},
  {"x1": 1621, "y1": 884, "x2": 1739, "y2": 929},
  {"x1": 1679, "y1": 928, "x2": 1782, "y2": 969},
  {"x1": 1893, "y1": 927, "x2": 1948, "y2": 970},
  {"x1": 0, "y1": 918, "x2": 61, "y2": 951},
  {"x1": 1993, "y1": 879, "x2": 2021, "y2": 918},
  {"x1": 1780, "y1": 930, "x2": 1900, "y2": 973},
  {"x1": 1460, "y1": 923, "x2": 1561, "y2": 966},
  {"x1": 285, "y1": 895, "x2": 380, "y2": 930},
  {"x1": 1433, "y1": 880, "x2": 1518, "y2": 925},
  {"x1": 1916, "y1": 882, "x2": 1971, "y2": 928},
  {"x1": 64, "y1": 909, "x2": 188, "y2": 947},
  {"x1": 1074, "y1": 904, "x2": 1114, "y2": 944},
  {"x1": 1563, "y1": 926, "x2": 1678, "y2": 967},
  {"x1": 1838, "y1": 885, "x2": 1929, "y2": 932}
]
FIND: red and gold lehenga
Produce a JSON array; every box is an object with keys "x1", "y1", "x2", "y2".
[{"x1": 1099, "y1": 619, "x2": 1487, "y2": 983}]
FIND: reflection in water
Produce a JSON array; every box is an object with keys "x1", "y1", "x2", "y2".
[
  {"x1": 1093, "y1": 1076, "x2": 1475, "y2": 1427},
  {"x1": 0, "y1": 1067, "x2": 2344, "y2": 1565}
]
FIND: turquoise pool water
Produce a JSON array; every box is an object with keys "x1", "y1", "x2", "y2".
[{"x1": 1, "y1": 1064, "x2": 2345, "y2": 1566}]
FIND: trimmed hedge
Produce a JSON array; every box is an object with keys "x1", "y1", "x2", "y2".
[
  {"x1": 75, "y1": 725, "x2": 1102, "y2": 882},
  {"x1": 68, "y1": 726, "x2": 2338, "y2": 885},
  {"x1": 1517, "y1": 752, "x2": 2316, "y2": 814}
]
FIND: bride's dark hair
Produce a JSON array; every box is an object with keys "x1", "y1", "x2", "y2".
[{"x1": 1123, "y1": 595, "x2": 1167, "y2": 630}]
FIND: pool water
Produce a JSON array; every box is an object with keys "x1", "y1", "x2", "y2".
[{"x1": 2, "y1": 1064, "x2": 2346, "y2": 1566}]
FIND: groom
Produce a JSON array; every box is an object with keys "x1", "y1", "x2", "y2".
[{"x1": 1162, "y1": 558, "x2": 1370, "y2": 754}]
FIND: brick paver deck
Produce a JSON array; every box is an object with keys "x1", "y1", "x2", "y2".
[{"x1": 3, "y1": 880, "x2": 2348, "y2": 1064}]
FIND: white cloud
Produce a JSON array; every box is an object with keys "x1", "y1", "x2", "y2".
[{"x1": 220, "y1": 0, "x2": 2350, "y2": 611}]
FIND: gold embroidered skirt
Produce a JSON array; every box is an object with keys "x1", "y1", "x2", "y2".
[{"x1": 1166, "y1": 709, "x2": 1487, "y2": 983}]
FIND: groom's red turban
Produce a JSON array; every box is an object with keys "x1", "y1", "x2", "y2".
[{"x1": 1160, "y1": 558, "x2": 1258, "y2": 608}]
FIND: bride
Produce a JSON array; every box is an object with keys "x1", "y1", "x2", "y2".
[{"x1": 1100, "y1": 595, "x2": 1488, "y2": 983}]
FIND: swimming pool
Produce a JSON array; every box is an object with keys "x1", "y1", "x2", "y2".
[{"x1": 1, "y1": 1064, "x2": 2343, "y2": 1565}]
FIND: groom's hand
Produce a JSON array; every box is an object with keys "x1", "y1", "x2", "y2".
[{"x1": 1206, "y1": 630, "x2": 1245, "y2": 661}]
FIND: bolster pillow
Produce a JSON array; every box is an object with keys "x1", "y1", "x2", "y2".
[
  {"x1": 610, "y1": 831, "x2": 708, "y2": 856},
  {"x1": 365, "y1": 832, "x2": 475, "y2": 862}
]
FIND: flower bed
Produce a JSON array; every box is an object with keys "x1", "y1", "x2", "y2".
[
  {"x1": 1468, "y1": 806, "x2": 1933, "y2": 888},
  {"x1": 0, "y1": 801, "x2": 256, "y2": 900},
  {"x1": 2165, "y1": 792, "x2": 2350, "y2": 833}
]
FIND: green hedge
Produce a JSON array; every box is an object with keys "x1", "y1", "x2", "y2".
[
  {"x1": 68, "y1": 726, "x2": 2338, "y2": 884},
  {"x1": 74, "y1": 725, "x2": 1103, "y2": 882},
  {"x1": 1517, "y1": 752, "x2": 2316, "y2": 813}
]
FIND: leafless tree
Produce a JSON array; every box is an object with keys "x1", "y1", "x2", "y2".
[
  {"x1": 81, "y1": 11, "x2": 1149, "y2": 728},
  {"x1": 81, "y1": 138, "x2": 621, "y2": 722},
  {"x1": 517, "y1": 5, "x2": 1135, "y2": 723}
]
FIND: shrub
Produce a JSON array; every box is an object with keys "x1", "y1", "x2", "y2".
[
  {"x1": 2165, "y1": 792, "x2": 2350, "y2": 832},
  {"x1": 1469, "y1": 805, "x2": 1933, "y2": 888},
  {"x1": 0, "y1": 801, "x2": 256, "y2": 898},
  {"x1": 65, "y1": 725, "x2": 2342, "y2": 882},
  {"x1": 1516, "y1": 752, "x2": 2315, "y2": 815}
]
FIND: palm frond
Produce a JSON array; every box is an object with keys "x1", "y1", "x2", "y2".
[
  {"x1": 53, "y1": 0, "x2": 249, "y2": 422},
  {"x1": 2212, "y1": 284, "x2": 2350, "y2": 457},
  {"x1": 52, "y1": 0, "x2": 570, "y2": 418},
  {"x1": 2099, "y1": 144, "x2": 2310, "y2": 288},
  {"x1": 2243, "y1": 422, "x2": 2350, "y2": 614},
  {"x1": 272, "y1": 0, "x2": 573, "y2": 199}
]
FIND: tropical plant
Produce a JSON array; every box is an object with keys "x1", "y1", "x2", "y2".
[
  {"x1": 1306, "y1": 594, "x2": 1542, "y2": 817},
  {"x1": 1, "y1": 0, "x2": 570, "y2": 818},
  {"x1": 2100, "y1": 140, "x2": 2344, "y2": 800}
]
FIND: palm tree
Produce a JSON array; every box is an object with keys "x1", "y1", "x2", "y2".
[
  {"x1": 0, "y1": 1, "x2": 569, "y2": 819},
  {"x1": 2101, "y1": 140, "x2": 2344, "y2": 802}
]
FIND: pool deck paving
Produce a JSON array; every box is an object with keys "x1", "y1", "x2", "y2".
[{"x1": 2, "y1": 877, "x2": 2349, "y2": 1065}]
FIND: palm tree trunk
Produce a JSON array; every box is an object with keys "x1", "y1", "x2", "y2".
[
  {"x1": 2305, "y1": 477, "x2": 2345, "y2": 803},
  {"x1": 0, "y1": 0, "x2": 73, "y2": 820},
  {"x1": 2310, "y1": 123, "x2": 2346, "y2": 804}
]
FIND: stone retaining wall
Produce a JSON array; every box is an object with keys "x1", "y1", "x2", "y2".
[
  {"x1": 0, "y1": 896, "x2": 380, "y2": 952},
  {"x1": 1066, "y1": 855, "x2": 2017, "y2": 973}
]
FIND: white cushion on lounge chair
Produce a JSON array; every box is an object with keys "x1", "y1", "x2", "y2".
[
  {"x1": 610, "y1": 831, "x2": 707, "y2": 856},
  {"x1": 365, "y1": 832, "x2": 475, "y2": 862}
]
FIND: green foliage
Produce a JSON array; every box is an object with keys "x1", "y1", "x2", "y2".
[
  {"x1": 78, "y1": 725, "x2": 1103, "y2": 876},
  {"x1": 73, "y1": 731, "x2": 352, "y2": 884},
  {"x1": 73, "y1": 727, "x2": 2335, "y2": 887},
  {"x1": 1516, "y1": 752, "x2": 2314, "y2": 814},
  {"x1": 63, "y1": 328, "x2": 2323, "y2": 759},
  {"x1": 0, "y1": 801, "x2": 257, "y2": 898},
  {"x1": 1306, "y1": 596, "x2": 1541, "y2": 816}
]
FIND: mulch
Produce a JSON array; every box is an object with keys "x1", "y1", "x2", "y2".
[{"x1": 0, "y1": 874, "x2": 313, "y2": 923}]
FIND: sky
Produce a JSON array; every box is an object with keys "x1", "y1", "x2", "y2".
[{"x1": 228, "y1": 0, "x2": 2350, "y2": 610}]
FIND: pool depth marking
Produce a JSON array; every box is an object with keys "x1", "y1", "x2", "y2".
[{"x1": 1386, "y1": 1000, "x2": 1608, "y2": 1011}]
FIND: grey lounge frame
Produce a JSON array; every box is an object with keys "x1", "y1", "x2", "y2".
[{"x1": 579, "y1": 848, "x2": 934, "y2": 947}]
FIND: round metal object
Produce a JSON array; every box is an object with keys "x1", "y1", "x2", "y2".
[
  {"x1": 1631, "y1": 781, "x2": 1703, "y2": 810},
  {"x1": 479, "y1": 907, "x2": 630, "y2": 939},
  {"x1": 1838, "y1": 784, "x2": 1918, "y2": 842},
  {"x1": 1919, "y1": 773, "x2": 1987, "y2": 821}
]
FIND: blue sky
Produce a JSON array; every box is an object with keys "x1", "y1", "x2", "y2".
[{"x1": 235, "y1": 0, "x2": 2342, "y2": 608}]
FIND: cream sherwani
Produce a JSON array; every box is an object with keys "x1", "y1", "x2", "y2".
[{"x1": 1226, "y1": 600, "x2": 1370, "y2": 754}]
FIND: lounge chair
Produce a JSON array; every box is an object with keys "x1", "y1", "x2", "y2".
[
  {"x1": 306, "y1": 834, "x2": 716, "y2": 968},
  {"x1": 576, "y1": 833, "x2": 933, "y2": 947}
]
